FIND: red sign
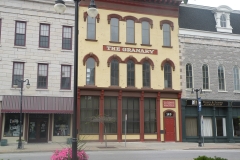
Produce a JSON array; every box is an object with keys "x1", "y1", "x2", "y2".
[
  {"x1": 163, "y1": 100, "x2": 175, "y2": 108},
  {"x1": 103, "y1": 45, "x2": 158, "y2": 55}
]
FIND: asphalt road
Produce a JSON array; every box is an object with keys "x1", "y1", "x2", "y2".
[{"x1": 1, "y1": 150, "x2": 240, "y2": 160}]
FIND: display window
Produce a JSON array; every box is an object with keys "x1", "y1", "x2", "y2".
[
  {"x1": 4, "y1": 113, "x2": 24, "y2": 137},
  {"x1": 54, "y1": 114, "x2": 71, "y2": 136}
]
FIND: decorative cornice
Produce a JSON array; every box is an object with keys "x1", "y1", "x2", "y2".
[
  {"x1": 160, "y1": 20, "x2": 174, "y2": 31},
  {"x1": 139, "y1": 17, "x2": 153, "y2": 28},
  {"x1": 123, "y1": 55, "x2": 139, "y2": 64},
  {"x1": 161, "y1": 58, "x2": 175, "y2": 71},
  {"x1": 84, "y1": 12, "x2": 100, "y2": 23},
  {"x1": 107, "y1": 54, "x2": 123, "y2": 67},
  {"x1": 107, "y1": 14, "x2": 123, "y2": 24},
  {"x1": 139, "y1": 57, "x2": 155, "y2": 70}
]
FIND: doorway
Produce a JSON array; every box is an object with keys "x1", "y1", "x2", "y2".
[
  {"x1": 28, "y1": 114, "x2": 48, "y2": 143},
  {"x1": 164, "y1": 110, "x2": 176, "y2": 142}
]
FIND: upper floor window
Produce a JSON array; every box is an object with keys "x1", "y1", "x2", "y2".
[
  {"x1": 86, "y1": 58, "x2": 95, "y2": 85},
  {"x1": 126, "y1": 20, "x2": 134, "y2": 43},
  {"x1": 142, "y1": 21, "x2": 150, "y2": 45},
  {"x1": 218, "y1": 65, "x2": 225, "y2": 91},
  {"x1": 186, "y1": 63, "x2": 193, "y2": 88},
  {"x1": 127, "y1": 60, "x2": 135, "y2": 87},
  {"x1": 37, "y1": 64, "x2": 48, "y2": 89},
  {"x1": 61, "y1": 65, "x2": 71, "y2": 90},
  {"x1": 12, "y1": 62, "x2": 24, "y2": 88},
  {"x1": 220, "y1": 14, "x2": 226, "y2": 27},
  {"x1": 15, "y1": 21, "x2": 26, "y2": 46},
  {"x1": 202, "y1": 64, "x2": 209, "y2": 90},
  {"x1": 110, "y1": 59, "x2": 119, "y2": 86},
  {"x1": 143, "y1": 61, "x2": 150, "y2": 87},
  {"x1": 62, "y1": 26, "x2": 72, "y2": 50},
  {"x1": 163, "y1": 24, "x2": 171, "y2": 47},
  {"x1": 233, "y1": 66, "x2": 240, "y2": 91},
  {"x1": 110, "y1": 18, "x2": 119, "y2": 42},
  {"x1": 39, "y1": 23, "x2": 50, "y2": 48},
  {"x1": 164, "y1": 63, "x2": 172, "y2": 88},
  {"x1": 87, "y1": 16, "x2": 96, "y2": 40}
]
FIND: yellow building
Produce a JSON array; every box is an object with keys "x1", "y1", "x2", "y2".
[{"x1": 77, "y1": 0, "x2": 182, "y2": 142}]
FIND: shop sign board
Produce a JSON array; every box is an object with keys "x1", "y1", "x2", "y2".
[
  {"x1": 163, "y1": 100, "x2": 175, "y2": 108},
  {"x1": 186, "y1": 100, "x2": 228, "y2": 107},
  {"x1": 103, "y1": 45, "x2": 158, "y2": 55}
]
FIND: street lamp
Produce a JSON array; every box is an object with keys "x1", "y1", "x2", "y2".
[
  {"x1": 13, "y1": 79, "x2": 30, "y2": 149},
  {"x1": 191, "y1": 88, "x2": 203, "y2": 147},
  {"x1": 54, "y1": 0, "x2": 98, "y2": 159}
]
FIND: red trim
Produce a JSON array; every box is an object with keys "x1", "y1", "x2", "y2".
[
  {"x1": 123, "y1": 56, "x2": 139, "y2": 64},
  {"x1": 0, "y1": 113, "x2": 3, "y2": 141},
  {"x1": 123, "y1": 16, "x2": 139, "y2": 23},
  {"x1": 77, "y1": 88, "x2": 81, "y2": 135},
  {"x1": 139, "y1": 18, "x2": 153, "y2": 28},
  {"x1": 156, "y1": 92, "x2": 161, "y2": 141},
  {"x1": 178, "y1": 93, "x2": 182, "y2": 142},
  {"x1": 160, "y1": 20, "x2": 174, "y2": 31},
  {"x1": 161, "y1": 58, "x2": 175, "y2": 71},
  {"x1": 139, "y1": 57, "x2": 154, "y2": 70},
  {"x1": 140, "y1": 91, "x2": 144, "y2": 141},
  {"x1": 99, "y1": 90, "x2": 104, "y2": 142},
  {"x1": 107, "y1": 54, "x2": 123, "y2": 67},
  {"x1": 83, "y1": 52, "x2": 100, "y2": 66},
  {"x1": 49, "y1": 114, "x2": 53, "y2": 141},
  {"x1": 84, "y1": 12, "x2": 100, "y2": 23},
  {"x1": 117, "y1": 90, "x2": 122, "y2": 142},
  {"x1": 107, "y1": 14, "x2": 123, "y2": 24},
  {"x1": 1, "y1": 110, "x2": 73, "y2": 114}
]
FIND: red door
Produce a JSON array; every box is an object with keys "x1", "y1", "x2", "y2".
[{"x1": 164, "y1": 118, "x2": 175, "y2": 141}]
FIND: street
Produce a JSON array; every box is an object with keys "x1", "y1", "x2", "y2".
[{"x1": 0, "y1": 150, "x2": 240, "y2": 160}]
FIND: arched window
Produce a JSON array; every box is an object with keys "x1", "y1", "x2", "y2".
[
  {"x1": 202, "y1": 64, "x2": 209, "y2": 89},
  {"x1": 86, "y1": 58, "x2": 95, "y2": 85},
  {"x1": 143, "y1": 61, "x2": 150, "y2": 87},
  {"x1": 233, "y1": 66, "x2": 240, "y2": 91},
  {"x1": 110, "y1": 18, "x2": 119, "y2": 42},
  {"x1": 127, "y1": 60, "x2": 135, "y2": 86},
  {"x1": 164, "y1": 63, "x2": 172, "y2": 88},
  {"x1": 87, "y1": 16, "x2": 96, "y2": 40},
  {"x1": 110, "y1": 59, "x2": 119, "y2": 86},
  {"x1": 218, "y1": 65, "x2": 225, "y2": 90},
  {"x1": 186, "y1": 63, "x2": 193, "y2": 88},
  {"x1": 163, "y1": 24, "x2": 171, "y2": 47},
  {"x1": 142, "y1": 21, "x2": 150, "y2": 45},
  {"x1": 220, "y1": 14, "x2": 226, "y2": 27},
  {"x1": 126, "y1": 20, "x2": 135, "y2": 43}
]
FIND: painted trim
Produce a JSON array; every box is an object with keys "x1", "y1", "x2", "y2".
[
  {"x1": 0, "y1": 113, "x2": 3, "y2": 140},
  {"x1": 123, "y1": 16, "x2": 139, "y2": 23},
  {"x1": 117, "y1": 90, "x2": 122, "y2": 142},
  {"x1": 156, "y1": 92, "x2": 161, "y2": 141},
  {"x1": 107, "y1": 14, "x2": 123, "y2": 24},
  {"x1": 160, "y1": 20, "x2": 174, "y2": 31},
  {"x1": 83, "y1": 52, "x2": 100, "y2": 66},
  {"x1": 84, "y1": 12, "x2": 100, "y2": 23},
  {"x1": 49, "y1": 114, "x2": 53, "y2": 141},
  {"x1": 99, "y1": 90, "x2": 104, "y2": 142},
  {"x1": 140, "y1": 91, "x2": 144, "y2": 141},
  {"x1": 139, "y1": 17, "x2": 153, "y2": 29},
  {"x1": 107, "y1": 54, "x2": 123, "y2": 67},
  {"x1": 161, "y1": 58, "x2": 175, "y2": 71},
  {"x1": 77, "y1": 88, "x2": 81, "y2": 135},
  {"x1": 24, "y1": 114, "x2": 29, "y2": 142},
  {"x1": 163, "y1": 109, "x2": 176, "y2": 142},
  {"x1": 139, "y1": 57, "x2": 154, "y2": 70},
  {"x1": 178, "y1": 93, "x2": 182, "y2": 142},
  {"x1": 123, "y1": 56, "x2": 139, "y2": 64}
]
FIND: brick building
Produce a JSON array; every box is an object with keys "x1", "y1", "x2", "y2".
[
  {"x1": 179, "y1": 4, "x2": 240, "y2": 143},
  {"x1": 0, "y1": 0, "x2": 74, "y2": 143},
  {"x1": 77, "y1": 0, "x2": 183, "y2": 142}
]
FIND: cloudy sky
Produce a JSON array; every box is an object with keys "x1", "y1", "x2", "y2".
[{"x1": 187, "y1": 0, "x2": 240, "y2": 10}]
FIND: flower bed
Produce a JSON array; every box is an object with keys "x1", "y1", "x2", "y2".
[{"x1": 51, "y1": 148, "x2": 88, "y2": 160}]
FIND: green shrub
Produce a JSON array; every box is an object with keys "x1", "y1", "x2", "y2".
[{"x1": 194, "y1": 156, "x2": 227, "y2": 160}]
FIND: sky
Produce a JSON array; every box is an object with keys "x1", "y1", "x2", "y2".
[{"x1": 187, "y1": 0, "x2": 240, "y2": 10}]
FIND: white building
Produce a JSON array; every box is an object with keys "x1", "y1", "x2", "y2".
[{"x1": 0, "y1": 0, "x2": 75, "y2": 143}]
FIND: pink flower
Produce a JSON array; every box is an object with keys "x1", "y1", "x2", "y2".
[{"x1": 51, "y1": 148, "x2": 88, "y2": 160}]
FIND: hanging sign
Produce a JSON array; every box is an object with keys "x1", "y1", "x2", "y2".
[
  {"x1": 103, "y1": 45, "x2": 158, "y2": 55},
  {"x1": 163, "y1": 100, "x2": 175, "y2": 108}
]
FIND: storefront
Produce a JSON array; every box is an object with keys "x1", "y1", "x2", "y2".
[
  {"x1": 0, "y1": 95, "x2": 73, "y2": 143},
  {"x1": 77, "y1": 87, "x2": 182, "y2": 142},
  {"x1": 181, "y1": 99, "x2": 240, "y2": 143}
]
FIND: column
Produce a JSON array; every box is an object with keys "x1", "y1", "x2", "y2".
[
  {"x1": 178, "y1": 93, "x2": 182, "y2": 142},
  {"x1": 99, "y1": 90, "x2": 104, "y2": 142},
  {"x1": 49, "y1": 114, "x2": 53, "y2": 142},
  {"x1": 117, "y1": 90, "x2": 122, "y2": 142},
  {"x1": 227, "y1": 102, "x2": 234, "y2": 143},
  {"x1": 213, "y1": 107, "x2": 216, "y2": 143},
  {"x1": 77, "y1": 88, "x2": 81, "y2": 136},
  {"x1": 181, "y1": 100, "x2": 186, "y2": 142},
  {"x1": 140, "y1": 91, "x2": 144, "y2": 141},
  {"x1": 156, "y1": 92, "x2": 161, "y2": 141},
  {"x1": 0, "y1": 113, "x2": 3, "y2": 141}
]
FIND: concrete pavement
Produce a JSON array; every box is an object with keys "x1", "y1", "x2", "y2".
[{"x1": 0, "y1": 141, "x2": 240, "y2": 153}]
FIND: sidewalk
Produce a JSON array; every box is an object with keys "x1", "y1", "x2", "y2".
[{"x1": 0, "y1": 142, "x2": 240, "y2": 153}]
